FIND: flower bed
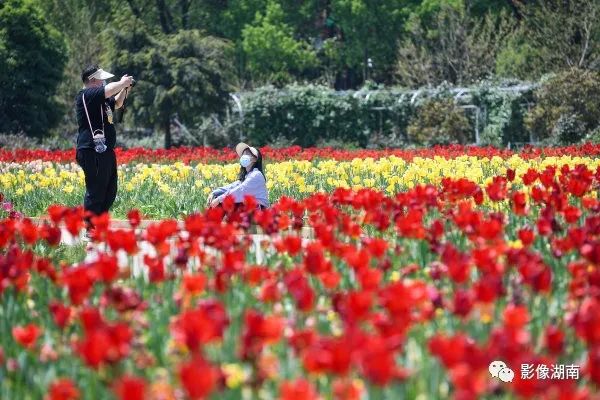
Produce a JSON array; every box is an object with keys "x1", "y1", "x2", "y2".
[
  {"x1": 2, "y1": 144, "x2": 600, "y2": 164},
  {"x1": 2, "y1": 150, "x2": 600, "y2": 218},
  {"x1": 1, "y1": 159, "x2": 600, "y2": 398}
]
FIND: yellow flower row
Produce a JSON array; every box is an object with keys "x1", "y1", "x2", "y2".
[{"x1": 1, "y1": 155, "x2": 598, "y2": 216}]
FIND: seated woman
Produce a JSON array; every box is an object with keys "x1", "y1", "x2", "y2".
[{"x1": 208, "y1": 142, "x2": 269, "y2": 210}]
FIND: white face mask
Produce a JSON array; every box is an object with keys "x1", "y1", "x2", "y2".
[{"x1": 240, "y1": 154, "x2": 253, "y2": 168}]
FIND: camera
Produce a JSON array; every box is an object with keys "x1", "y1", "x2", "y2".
[{"x1": 116, "y1": 79, "x2": 136, "y2": 123}]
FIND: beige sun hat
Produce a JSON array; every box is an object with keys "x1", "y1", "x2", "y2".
[{"x1": 235, "y1": 142, "x2": 259, "y2": 157}]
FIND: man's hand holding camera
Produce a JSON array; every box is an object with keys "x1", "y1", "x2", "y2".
[{"x1": 115, "y1": 75, "x2": 135, "y2": 110}]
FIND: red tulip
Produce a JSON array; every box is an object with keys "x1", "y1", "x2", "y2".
[
  {"x1": 486, "y1": 176, "x2": 508, "y2": 202},
  {"x1": 113, "y1": 375, "x2": 146, "y2": 400},
  {"x1": 304, "y1": 242, "x2": 329, "y2": 274},
  {"x1": 442, "y1": 244, "x2": 471, "y2": 284},
  {"x1": 518, "y1": 228, "x2": 535, "y2": 247},
  {"x1": 182, "y1": 273, "x2": 207, "y2": 295},
  {"x1": 302, "y1": 336, "x2": 352, "y2": 375},
  {"x1": 222, "y1": 195, "x2": 235, "y2": 213},
  {"x1": 282, "y1": 235, "x2": 302, "y2": 256},
  {"x1": 49, "y1": 302, "x2": 71, "y2": 330},
  {"x1": 107, "y1": 229, "x2": 138, "y2": 254},
  {"x1": 395, "y1": 209, "x2": 426, "y2": 239},
  {"x1": 4, "y1": 145, "x2": 600, "y2": 164},
  {"x1": 47, "y1": 204, "x2": 67, "y2": 224},
  {"x1": 522, "y1": 168, "x2": 538, "y2": 185},
  {"x1": 452, "y1": 289, "x2": 474, "y2": 318},
  {"x1": 570, "y1": 297, "x2": 600, "y2": 346},
  {"x1": 76, "y1": 330, "x2": 111, "y2": 368},
  {"x1": 473, "y1": 275, "x2": 503, "y2": 303},
  {"x1": 333, "y1": 378, "x2": 363, "y2": 400},
  {"x1": 179, "y1": 356, "x2": 218, "y2": 399},
  {"x1": 144, "y1": 219, "x2": 178, "y2": 246},
  {"x1": 63, "y1": 207, "x2": 85, "y2": 237},
  {"x1": 511, "y1": 191, "x2": 528, "y2": 215},
  {"x1": 342, "y1": 246, "x2": 371, "y2": 271},
  {"x1": 62, "y1": 265, "x2": 95, "y2": 305},
  {"x1": 127, "y1": 209, "x2": 142, "y2": 228},
  {"x1": 289, "y1": 329, "x2": 317, "y2": 354},
  {"x1": 587, "y1": 345, "x2": 600, "y2": 386},
  {"x1": 17, "y1": 218, "x2": 38, "y2": 244},
  {"x1": 12, "y1": 324, "x2": 41, "y2": 349},
  {"x1": 40, "y1": 223, "x2": 61, "y2": 246},
  {"x1": 379, "y1": 280, "x2": 431, "y2": 319},
  {"x1": 244, "y1": 266, "x2": 270, "y2": 286},
  {"x1": 356, "y1": 267, "x2": 382, "y2": 291},
  {"x1": 243, "y1": 194, "x2": 258, "y2": 211},
  {"x1": 241, "y1": 309, "x2": 285, "y2": 360},
  {"x1": 74, "y1": 308, "x2": 133, "y2": 368},
  {"x1": 565, "y1": 165, "x2": 593, "y2": 197},
  {"x1": 364, "y1": 237, "x2": 388, "y2": 258},
  {"x1": 279, "y1": 379, "x2": 320, "y2": 400},
  {"x1": 101, "y1": 286, "x2": 145, "y2": 313},
  {"x1": 506, "y1": 168, "x2": 516, "y2": 181},
  {"x1": 284, "y1": 269, "x2": 315, "y2": 312},
  {"x1": 582, "y1": 196, "x2": 599, "y2": 211},
  {"x1": 503, "y1": 304, "x2": 529, "y2": 330},
  {"x1": 428, "y1": 333, "x2": 489, "y2": 397},
  {"x1": 143, "y1": 255, "x2": 165, "y2": 283},
  {"x1": 544, "y1": 325, "x2": 565, "y2": 355},
  {"x1": 359, "y1": 335, "x2": 410, "y2": 385},
  {"x1": 89, "y1": 212, "x2": 110, "y2": 239},
  {"x1": 563, "y1": 205, "x2": 582, "y2": 224},
  {"x1": 46, "y1": 378, "x2": 79, "y2": 400},
  {"x1": 93, "y1": 254, "x2": 119, "y2": 284},
  {"x1": 259, "y1": 279, "x2": 281, "y2": 302},
  {"x1": 171, "y1": 300, "x2": 229, "y2": 353},
  {"x1": 334, "y1": 290, "x2": 373, "y2": 324}
]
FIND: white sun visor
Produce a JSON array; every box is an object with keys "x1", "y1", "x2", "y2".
[{"x1": 88, "y1": 68, "x2": 115, "y2": 80}]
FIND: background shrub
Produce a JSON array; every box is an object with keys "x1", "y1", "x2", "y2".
[
  {"x1": 525, "y1": 69, "x2": 600, "y2": 144},
  {"x1": 407, "y1": 99, "x2": 471, "y2": 145}
]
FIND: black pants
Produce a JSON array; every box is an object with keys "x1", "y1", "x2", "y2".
[{"x1": 76, "y1": 148, "x2": 117, "y2": 218}]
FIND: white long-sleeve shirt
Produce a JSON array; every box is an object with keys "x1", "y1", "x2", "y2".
[{"x1": 214, "y1": 169, "x2": 270, "y2": 207}]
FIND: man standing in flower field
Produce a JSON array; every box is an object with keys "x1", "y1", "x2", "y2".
[{"x1": 75, "y1": 65, "x2": 134, "y2": 236}]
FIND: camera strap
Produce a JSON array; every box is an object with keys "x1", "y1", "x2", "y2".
[{"x1": 82, "y1": 93, "x2": 105, "y2": 138}]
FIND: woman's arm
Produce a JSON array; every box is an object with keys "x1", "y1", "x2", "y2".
[
  {"x1": 211, "y1": 180, "x2": 240, "y2": 196},
  {"x1": 216, "y1": 172, "x2": 265, "y2": 204}
]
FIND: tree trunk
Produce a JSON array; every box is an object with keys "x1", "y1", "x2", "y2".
[
  {"x1": 126, "y1": 0, "x2": 142, "y2": 19},
  {"x1": 156, "y1": 0, "x2": 173, "y2": 33},
  {"x1": 505, "y1": 0, "x2": 523, "y2": 20},
  {"x1": 180, "y1": 0, "x2": 190, "y2": 29},
  {"x1": 164, "y1": 118, "x2": 172, "y2": 149}
]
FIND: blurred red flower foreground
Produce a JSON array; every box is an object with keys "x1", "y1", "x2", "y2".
[{"x1": 1, "y1": 162, "x2": 600, "y2": 399}]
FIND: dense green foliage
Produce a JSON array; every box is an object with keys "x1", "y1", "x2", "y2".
[
  {"x1": 236, "y1": 82, "x2": 533, "y2": 148},
  {"x1": 525, "y1": 69, "x2": 600, "y2": 145},
  {"x1": 407, "y1": 99, "x2": 471, "y2": 146},
  {"x1": 0, "y1": 0, "x2": 67, "y2": 137},
  {"x1": 104, "y1": 23, "x2": 235, "y2": 148},
  {"x1": 2, "y1": 0, "x2": 600, "y2": 147},
  {"x1": 242, "y1": 2, "x2": 318, "y2": 85}
]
